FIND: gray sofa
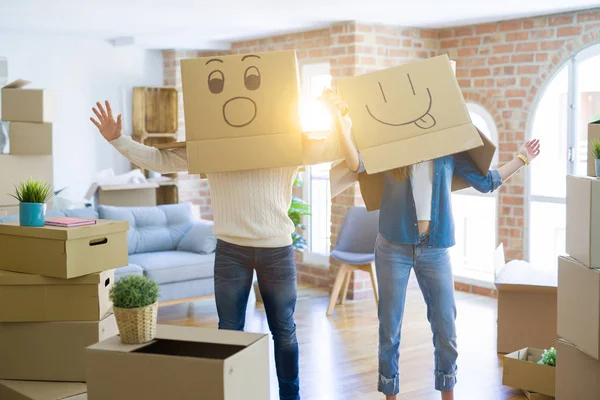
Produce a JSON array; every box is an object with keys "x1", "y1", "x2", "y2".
[{"x1": 0, "y1": 203, "x2": 217, "y2": 303}]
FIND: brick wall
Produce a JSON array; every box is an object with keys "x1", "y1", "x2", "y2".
[
  {"x1": 162, "y1": 8, "x2": 600, "y2": 299},
  {"x1": 438, "y1": 9, "x2": 600, "y2": 260}
]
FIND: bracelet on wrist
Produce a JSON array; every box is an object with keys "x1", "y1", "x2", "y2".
[{"x1": 516, "y1": 153, "x2": 529, "y2": 166}]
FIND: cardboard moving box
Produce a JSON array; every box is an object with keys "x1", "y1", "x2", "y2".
[
  {"x1": 557, "y1": 256, "x2": 600, "y2": 360},
  {"x1": 0, "y1": 269, "x2": 114, "y2": 322},
  {"x1": 8, "y1": 122, "x2": 53, "y2": 155},
  {"x1": 502, "y1": 347, "x2": 556, "y2": 397},
  {"x1": 566, "y1": 174, "x2": 600, "y2": 268},
  {"x1": 0, "y1": 155, "x2": 53, "y2": 207},
  {"x1": 522, "y1": 390, "x2": 554, "y2": 400},
  {"x1": 0, "y1": 220, "x2": 129, "y2": 279},
  {"x1": 555, "y1": 339, "x2": 600, "y2": 400},
  {"x1": 336, "y1": 54, "x2": 483, "y2": 175},
  {"x1": 330, "y1": 128, "x2": 496, "y2": 210},
  {"x1": 494, "y1": 244, "x2": 557, "y2": 354},
  {"x1": 0, "y1": 380, "x2": 87, "y2": 400},
  {"x1": 0, "y1": 312, "x2": 117, "y2": 382},
  {"x1": 86, "y1": 324, "x2": 269, "y2": 400},
  {"x1": 98, "y1": 183, "x2": 159, "y2": 207},
  {"x1": 1, "y1": 80, "x2": 55, "y2": 123}
]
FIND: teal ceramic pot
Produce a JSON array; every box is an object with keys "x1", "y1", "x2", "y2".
[{"x1": 19, "y1": 202, "x2": 46, "y2": 227}]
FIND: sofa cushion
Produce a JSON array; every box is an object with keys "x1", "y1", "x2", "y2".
[
  {"x1": 129, "y1": 251, "x2": 214, "y2": 285},
  {"x1": 114, "y1": 264, "x2": 144, "y2": 281},
  {"x1": 98, "y1": 204, "x2": 194, "y2": 255},
  {"x1": 65, "y1": 207, "x2": 98, "y2": 219},
  {"x1": 177, "y1": 219, "x2": 217, "y2": 254}
]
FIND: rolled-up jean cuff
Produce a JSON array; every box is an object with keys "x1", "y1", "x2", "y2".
[
  {"x1": 435, "y1": 369, "x2": 457, "y2": 392},
  {"x1": 377, "y1": 373, "x2": 399, "y2": 395}
]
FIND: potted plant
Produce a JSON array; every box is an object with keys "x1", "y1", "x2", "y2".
[
  {"x1": 537, "y1": 347, "x2": 556, "y2": 367},
  {"x1": 9, "y1": 178, "x2": 53, "y2": 227},
  {"x1": 110, "y1": 275, "x2": 160, "y2": 344},
  {"x1": 592, "y1": 139, "x2": 600, "y2": 177}
]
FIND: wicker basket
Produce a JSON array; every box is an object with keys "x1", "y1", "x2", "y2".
[{"x1": 113, "y1": 302, "x2": 158, "y2": 344}]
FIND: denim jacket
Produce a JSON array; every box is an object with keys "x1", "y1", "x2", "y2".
[{"x1": 358, "y1": 153, "x2": 502, "y2": 248}]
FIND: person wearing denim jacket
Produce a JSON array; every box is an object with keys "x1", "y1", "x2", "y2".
[{"x1": 321, "y1": 89, "x2": 541, "y2": 400}]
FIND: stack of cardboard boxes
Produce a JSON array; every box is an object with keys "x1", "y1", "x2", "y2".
[
  {"x1": 0, "y1": 80, "x2": 54, "y2": 218},
  {"x1": 555, "y1": 165, "x2": 600, "y2": 399},
  {"x1": 0, "y1": 219, "x2": 129, "y2": 400}
]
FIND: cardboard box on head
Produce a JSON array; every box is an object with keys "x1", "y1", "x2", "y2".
[
  {"x1": 336, "y1": 54, "x2": 483, "y2": 175},
  {"x1": 180, "y1": 50, "x2": 341, "y2": 174},
  {"x1": 330, "y1": 128, "x2": 496, "y2": 211}
]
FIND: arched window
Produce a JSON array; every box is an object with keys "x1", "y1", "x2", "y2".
[
  {"x1": 450, "y1": 103, "x2": 499, "y2": 282},
  {"x1": 527, "y1": 45, "x2": 600, "y2": 271}
]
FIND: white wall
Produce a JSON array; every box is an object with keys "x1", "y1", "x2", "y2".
[{"x1": 0, "y1": 33, "x2": 163, "y2": 201}]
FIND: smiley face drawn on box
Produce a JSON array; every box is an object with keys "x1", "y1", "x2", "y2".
[
  {"x1": 337, "y1": 55, "x2": 480, "y2": 174},
  {"x1": 181, "y1": 50, "x2": 301, "y2": 141},
  {"x1": 365, "y1": 73, "x2": 436, "y2": 130}
]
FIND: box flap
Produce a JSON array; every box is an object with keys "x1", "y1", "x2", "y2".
[
  {"x1": 0, "y1": 220, "x2": 129, "y2": 240},
  {"x1": 494, "y1": 243, "x2": 557, "y2": 291},
  {"x1": 495, "y1": 261, "x2": 557, "y2": 292},
  {"x1": 0, "y1": 269, "x2": 112, "y2": 286},
  {"x1": 337, "y1": 54, "x2": 482, "y2": 174},
  {"x1": 99, "y1": 183, "x2": 159, "y2": 191},
  {"x1": 89, "y1": 324, "x2": 267, "y2": 354},
  {"x1": 0, "y1": 380, "x2": 87, "y2": 400},
  {"x1": 330, "y1": 160, "x2": 359, "y2": 198},
  {"x1": 2, "y1": 79, "x2": 31, "y2": 90}
]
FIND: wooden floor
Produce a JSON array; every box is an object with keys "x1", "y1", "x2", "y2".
[{"x1": 158, "y1": 276, "x2": 527, "y2": 400}]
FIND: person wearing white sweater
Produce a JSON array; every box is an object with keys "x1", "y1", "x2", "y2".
[{"x1": 91, "y1": 101, "x2": 311, "y2": 400}]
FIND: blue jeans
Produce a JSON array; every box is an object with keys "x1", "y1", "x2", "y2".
[
  {"x1": 375, "y1": 234, "x2": 458, "y2": 395},
  {"x1": 214, "y1": 239, "x2": 300, "y2": 400}
]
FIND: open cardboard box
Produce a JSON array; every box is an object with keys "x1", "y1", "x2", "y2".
[
  {"x1": 0, "y1": 220, "x2": 128, "y2": 279},
  {"x1": 0, "y1": 269, "x2": 113, "y2": 322},
  {"x1": 565, "y1": 174, "x2": 600, "y2": 268},
  {"x1": 494, "y1": 243, "x2": 557, "y2": 354},
  {"x1": 558, "y1": 255, "x2": 600, "y2": 360},
  {"x1": 86, "y1": 324, "x2": 269, "y2": 400},
  {"x1": 0, "y1": 380, "x2": 87, "y2": 400},
  {"x1": 0, "y1": 312, "x2": 117, "y2": 382},
  {"x1": 1, "y1": 80, "x2": 55, "y2": 123},
  {"x1": 502, "y1": 347, "x2": 555, "y2": 397},
  {"x1": 555, "y1": 338, "x2": 600, "y2": 400}
]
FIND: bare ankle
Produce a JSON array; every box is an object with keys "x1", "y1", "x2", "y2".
[
  {"x1": 441, "y1": 390, "x2": 454, "y2": 400},
  {"x1": 385, "y1": 396, "x2": 398, "y2": 400}
]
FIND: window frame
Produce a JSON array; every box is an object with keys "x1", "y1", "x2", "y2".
[
  {"x1": 525, "y1": 45, "x2": 600, "y2": 262},
  {"x1": 299, "y1": 62, "x2": 332, "y2": 266}
]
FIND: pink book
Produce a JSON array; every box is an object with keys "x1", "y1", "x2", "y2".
[{"x1": 45, "y1": 217, "x2": 97, "y2": 227}]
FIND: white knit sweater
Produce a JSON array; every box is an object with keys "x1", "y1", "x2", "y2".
[{"x1": 109, "y1": 135, "x2": 297, "y2": 248}]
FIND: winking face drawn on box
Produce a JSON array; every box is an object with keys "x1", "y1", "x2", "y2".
[{"x1": 181, "y1": 50, "x2": 341, "y2": 174}]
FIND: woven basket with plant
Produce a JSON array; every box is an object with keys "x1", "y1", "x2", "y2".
[{"x1": 110, "y1": 275, "x2": 160, "y2": 344}]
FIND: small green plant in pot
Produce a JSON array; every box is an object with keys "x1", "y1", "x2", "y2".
[
  {"x1": 110, "y1": 275, "x2": 160, "y2": 344},
  {"x1": 537, "y1": 347, "x2": 556, "y2": 367},
  {"x1": 9, "y1": 178, "x2": 53, "y2": 227},
  {"x1": 591, "y1": 139, "x2": 600, "y2": 178}
]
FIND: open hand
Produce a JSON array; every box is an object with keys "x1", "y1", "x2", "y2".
[
  {"x1": 90, "y1": 101, "x2": 122, "y2": 142},
  {"x1": 319, "y1": 89, "x2": 352, "y2": 136},
  {"x1": 519, "y1": 139, "x2": 541, "y2": 163}
]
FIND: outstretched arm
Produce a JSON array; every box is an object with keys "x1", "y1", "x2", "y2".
[
  {"x1": 454, "y1": 138, "x2": 541, "y2": 193},
  {"x1": 90, "y1": 101, "x2": 188, "y2": 173}
]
